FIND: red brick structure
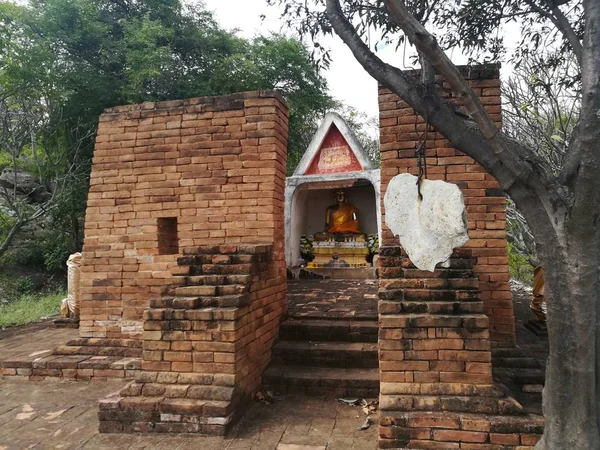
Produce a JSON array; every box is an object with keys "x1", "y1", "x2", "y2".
[
  {"x1": 378, "y1": 248, "x2": 543, "y2": 448},
  {"x1": 8, "y1": 69, "x2": 542, "y2": 446},
  {"x1": 79, "y1": 92, "x2": 288, "y2": 340},
  {"x1": 377, "y1": 66, "x2": 542, "y2": 448},
  {"x1": 99, "y1": 243, "x2": 283, "y2": 434},
  {"x1": 76, "y1": 92, "x2": 289, "y2": 433},
  {"x1": 379, "y1": 65, "x2": 514, "y2": 345}
]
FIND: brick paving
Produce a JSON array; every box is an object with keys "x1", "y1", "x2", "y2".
[
  {"x1": 0, "y1": 325, "x2": 77, "y2": 367},
  {"x1": 287, "y1": 280, "x2": 378, "y2": 320},
  {"x1": 0, "y1": 379, "x2": 377, "y2": 450}
]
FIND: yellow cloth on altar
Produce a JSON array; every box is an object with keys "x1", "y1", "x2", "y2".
[{"x1": 328, "y1": 202, "x2": 360, "y2": 234}]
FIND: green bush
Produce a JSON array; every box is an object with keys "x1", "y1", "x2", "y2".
[
  {"x1": 0, "y1": 275, "x2": 36, "y2": 303},
  {"x1": 507, "y1": 242, "x2": 534, "y2": 286},
  {"x1": 41, "y1": 233, "x2": 72, "y2": 272},
  {"x1": 11, "y1": 241, "x2": 46, "y2": 268}
]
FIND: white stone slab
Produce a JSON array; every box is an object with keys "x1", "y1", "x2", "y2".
[{"x1": 384, "y1": 173, "x2": 469, "y2": 272}]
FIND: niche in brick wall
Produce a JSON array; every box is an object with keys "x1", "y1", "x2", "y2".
[{"x1": 157, "y1": 217, "x2": 179, "y2": 255}]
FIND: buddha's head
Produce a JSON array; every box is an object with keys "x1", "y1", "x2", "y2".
[{"x1": 335, "y1": 190, "x2": 346, "y2": 203}]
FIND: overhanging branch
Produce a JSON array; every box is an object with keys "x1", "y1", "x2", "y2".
[
  {"x1": 382, "y1": 0, "x2": 500, "y2": 142},
  {"x1": 524, "y1": 0, "x2": 583, "y2": 67},
  {"x1": 325, "y1": 0, "x2": 572, "y2": 242}
]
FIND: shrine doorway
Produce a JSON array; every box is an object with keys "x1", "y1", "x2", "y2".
[
  {"x1": 286, "y1": 179, "x2": 380, "y2": 278},
  {"x1": 284, "y1": 112, "x2": 381, "y2": 278}
]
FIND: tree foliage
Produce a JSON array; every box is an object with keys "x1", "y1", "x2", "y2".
[
  {"x1": 503, "y1": 53, "x2": 580, "y2": 266},
  {"x1": 0, "y1": 0, "x2": 336, "y2": 266}
]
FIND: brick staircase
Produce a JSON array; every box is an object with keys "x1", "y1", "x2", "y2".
[
  {"x1": 377, "y1": 247, "x2": 543, "y2": 448},
  {"x1": 98, "y1": 244, "x2": 284, "y2": 435},
  {"x1": 492, "y1": 347, "x2": 545, "y2": 414},
  {"x1": 1, "y1": 338, "x2": 142, "y2": 381},
  {"x1": 263, "y1": 284, "x2": 380, "y2": 398}
]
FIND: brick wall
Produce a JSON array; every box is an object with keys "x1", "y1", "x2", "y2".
[
  {"x1": 80, "y1": 92, "x2": 288, "y2": 339},
  {"x1": 378, "y1": 65, "x2": 515, "y2": 345},
  {"x1": 99, "y1": 244, "x2": 285, "y2": 434}
]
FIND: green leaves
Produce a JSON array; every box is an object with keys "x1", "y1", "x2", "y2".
[{"x1": 0, "y1": 0, "x2": 337, "y2": 258}]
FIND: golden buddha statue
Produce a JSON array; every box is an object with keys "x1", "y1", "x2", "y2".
[
  {"x1": 307, "y1": 190, "x2": 369, "y2": 269},
  {"x1": 325, "y1": 190, "x2": 361, "y2": 234}
]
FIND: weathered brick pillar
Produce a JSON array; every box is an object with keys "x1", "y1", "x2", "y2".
[
  {"x1": 99, "y1": 244, "x2": 283, "y2": 434},
  {"x1": 378, "y1": 248, "x2": 542, "y2": 448},
  {"x1": 83, "y1": 91, "x2": 288, "y2": 434},
  {"x1": 80, "y1": 92, "x2": 288, "y2": 339},
  {"x1": 377, "y1": 66, "x2": 543, "y2": 448},
  {"x1": 379, "y1": 64, "x2": 514, "y2": 345}
]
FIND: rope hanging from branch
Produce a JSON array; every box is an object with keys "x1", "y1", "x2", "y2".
[{"x1": 415, "y1": 109, "x2": 431, "y2": 200}]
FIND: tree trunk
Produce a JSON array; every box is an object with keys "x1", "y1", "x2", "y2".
[{"x1": 533, "y1": 214, "x2": 600, "y2": 449}]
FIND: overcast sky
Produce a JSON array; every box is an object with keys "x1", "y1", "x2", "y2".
[
  {"x1": 202, "y1": 0, "x2": 402, "y2": 118},
  {"x1": 202, "y1": 1, "x2": 518, "y2": 119}
]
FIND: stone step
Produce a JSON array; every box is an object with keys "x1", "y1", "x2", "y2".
[
  {"x1": 64, "y1": 338, "x2": 143, "y2": 349},
  {"x1": 494, "y1": 368, "x2": 546, "y2": 386},
  {"x1": 173, "y1": 285, "x2": 249, "y2": 297},
  {"x1": 122, "y1": 381, "x2": 235, "y2": 402},
  {"x1": 151, "y1": 294, "x2": 250, "y2": 309},
  {"x1": 181, "y1": 244, "x2": 271, "y2": 257},
  {"x1": 378, "y1": 410, "x2": 544, "y2": 446},
  {"x1": 279, "y1": 319, "x2": 378, "y2": 342},
  {"x1": 98, "y1": 395, "x2": 234, "y2": 435},
  {"x1": 403, "y1": 289, "x2": 479, "y2": 302},
  {"x1": 177, "y1": 254, "x2": 254, "y2": 266},
  {"x1": 186, "y1": 275, "x2": 251, "y2": 286},
  {"x1": 1, "y1": 354, "x2": 141, "y2": 381},
  {"x1": 492, "y1": 347, "x2": 530, "y2": 358},
  {"x1": 401, "y1": 268, "x2": 476, "y2": 279},
  {"x1": 492, "y1": 357, "x2": 541, "y2": 369},
  {"x1": 287, "y1": 309, "x2": 377, "y2": 321},
  {"x1": 380, "y1": 279, "x2": 479, "y2": 291},
  {"x1": 189, "y1": 264, "x2": 253, "y2": 276},
  {"x1": 379, "y1": 314, "x2": 489, "y2": 330},
  {"x1": 263, "y1": 365, "x2": 379, "y2": 397},
  {"x1": 395, "y1": 301, "x2": 484, "y2": 314},
  {"x1": 380, "y1": 394, "x2": 525, "y2": 416},
  {"x1": 272, "y1": 340, "x2": 378, "y2": 368},
  {"x1": 53, "y1": 345, "x2": 142, "y2": 357},
  {"x1": 379, "y1": 289, "x2": 481, "y2": 303}
]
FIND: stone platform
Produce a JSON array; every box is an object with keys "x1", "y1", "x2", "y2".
[
  {"x1": 0, "y1": 327, "x2": 142, "y2": 381},
  {"x1": 287, "y1": 279, "x2": 378, "y2": 320}
]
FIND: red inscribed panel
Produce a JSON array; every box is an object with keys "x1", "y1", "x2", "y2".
[{"x1": 305, "y1": 124, "x2": 363, "y2": 175}]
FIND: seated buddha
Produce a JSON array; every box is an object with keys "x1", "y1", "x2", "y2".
[
  {"x1": 325, "y1": 190, "x2": 361, "y2": 234},
  {"x1": 308, "y1": 190, "x2": 369, "y2": 269}
]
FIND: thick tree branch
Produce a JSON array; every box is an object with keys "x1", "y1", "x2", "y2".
[
  {"x1": 382, "y1": 0, "x2": 500, "y2": 141},
  {"x1": 380, "y1": 0, "x2": 569, "y2": 200},
  {"x1": 418, "y1": 51, "x2": 435, "y2": 85},
  {"x1": 325, "y1": 0, "x2": 571, "y2": 244},
  {"x1": 561, "y1": 0, "x2": 600, "y2": 197},
  {"x1": 524, "y1": 0, "x2": 583, "y2": 67},
  {"x1": 0, "y1": 219, "x2": 24, "y2": 259},
  {"x1": 571, "y1": 0, "x2": 600, "y2": 211}
]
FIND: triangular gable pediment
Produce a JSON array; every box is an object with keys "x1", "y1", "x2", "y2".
[{"x1": 293, "y1": 112, "x2": 374, "y2": 176}]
